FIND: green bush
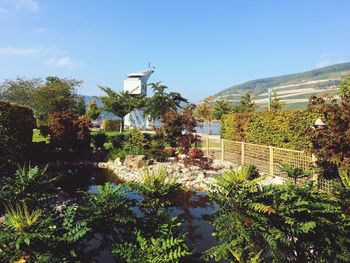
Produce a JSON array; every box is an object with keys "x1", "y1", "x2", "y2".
[
  {"x1": 206, "y1": 170, "x2": 350, "y2": 262},
  {"x1": 92, "y1": 131, "x2": 107, "y2": 149},
  {"x1": 102, "y1": 119, "x2": 121, "y2": 132},
  {"x1": 0, "y1": 100, "x2": 36, "y2": 169},
  {"x1": 221, "y1": 110, "x2": 317, "y2": 150}
]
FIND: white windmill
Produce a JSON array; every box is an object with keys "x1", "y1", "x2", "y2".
[{"x1": 123, "y1": 64, "x2": 155, "y2": 129}]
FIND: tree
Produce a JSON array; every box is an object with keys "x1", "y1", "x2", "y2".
[
  {"x1": 195, "y1": 96, "x2": 214, "y2": 134},
  {"x1": 100, "y1": 87, "x2": 144, "y2": 132},
  {"x1": 233, "y1": 92, "x2": 255, "y2": 113},
  {"x1": 33, "y1": 76, "x2": 83, "y2": 123},
  {"x1": 213, "y1": 98, "x2": 232, "y2": 120},
  {"x1": 144, "y1": 82, "x2": 188, "y2": 120},
  {"x1": 41, "y1": 111, "x2": 91, "y2": 151},
  {"x1": 86, "y1": 100, "x2": 101, "y2": 120},
  {"x1": 270, "y1": 91, "x2": 285, "y2": 110},
  {"x1": 161, "y1": 105, "x2": 197, "y2": 152},
  {"x1": 339, "y1": 74, "x2": 350, "y2": 98},
  {"x1": 307, "y1": 95, "x2": 350, "y2": 177},
  {"x1": 74, "y1": 96, "x2": 86, "y2": 116},
  {"x1": 0, "y1": 77, "x2": 42, "y2": 107}
]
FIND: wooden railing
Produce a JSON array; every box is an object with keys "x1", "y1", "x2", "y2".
[{"x1": 196, "y1": 135, "x2": 332, "y2": 191}]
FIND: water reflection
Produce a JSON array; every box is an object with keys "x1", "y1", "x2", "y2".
[{"x1": 50, "y1": 166, "x2": 217, "y2": 262}]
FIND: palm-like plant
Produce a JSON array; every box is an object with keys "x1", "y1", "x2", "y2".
[
  {"x1": 134, "y1": 166, "x2": 181, "y2": 200},
  {"x1": 279, "y1": 163, "x2": 317, "y2": 185},
  {"x1": 4, "y1": 203, "x2": 41, "y2": 232},
  {"x1": 0, "y1": 164, "x2": 60, "y2": 208}
]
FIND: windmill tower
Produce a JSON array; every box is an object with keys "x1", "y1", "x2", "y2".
[{"x1": 123, "y1": 64, "x2": 155, "y2": 129}]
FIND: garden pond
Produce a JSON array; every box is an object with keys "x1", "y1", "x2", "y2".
[{"x1": 49, "y1": 166, "x2": 218, "y2": 262}]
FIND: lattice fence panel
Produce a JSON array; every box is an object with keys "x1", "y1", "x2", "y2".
[
  {"x1": 223, "y1": 140, "x2": 242, "y2": 164},
  {"x1": 208, "y1": 138, "x2": 221, "y2": 159},
  {"x1": 318, "y1": 177, "x2": 332, "y2": 192},
  {"x1": 244, "y1": 143, "x2": 270, "y2": 173},
  {"x1": 272, "y1": 147, "x2": 314, "y2": 181}
]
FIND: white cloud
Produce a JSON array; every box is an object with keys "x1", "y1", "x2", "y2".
[
  {"x1": 0, "y1": 46, "x2": 47, "y2": 56},
  {"x1": 14, "y1": 0, "x2": 39, "y2": 12},
  {"x1": 45, "y1": 57, "x2": 78, "y2": 70}
]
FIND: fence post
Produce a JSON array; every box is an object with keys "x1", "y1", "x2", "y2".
[
  {"x1": 311, "y1": 154, "x2": 319, "y2": 187},
  {"x1": 221, "y1": 139, "x2": 224, "y2": 161},
  {"x1": 206, "y1": 137, "x2": 209, "y2": 156},
  {"x1": 269, "y1": 146, "x2": 274, "y2": 176},
  {"x1": 241, "y1": 142, "x2": 245, "y2": 166}
]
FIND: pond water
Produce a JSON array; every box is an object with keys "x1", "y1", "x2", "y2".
[{"x1": 50, "y1": 166, "x2": 218, "y2": 262}]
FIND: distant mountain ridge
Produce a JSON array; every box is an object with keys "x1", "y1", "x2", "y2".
[{"x1": 214, "y1": 62, "x2": 350, "y2": 109}]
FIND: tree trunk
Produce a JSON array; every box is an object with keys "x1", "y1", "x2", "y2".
[{"x1": 120, "y1": 118, "x2": 124, "y2": 133}]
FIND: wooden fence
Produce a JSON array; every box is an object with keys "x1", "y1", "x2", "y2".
[{"x1": 196, "y1": 135, "x2": 332, "y2": 191}]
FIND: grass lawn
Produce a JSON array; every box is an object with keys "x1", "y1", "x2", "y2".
[{"x1": 32, "y1": 129, "x2": 50, "y2": 143}]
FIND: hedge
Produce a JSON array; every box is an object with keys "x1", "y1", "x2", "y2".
[
  {"x1": 102, "y1": 119, "x2": 121, "y2": 132},
  {"x1": 221, "y1": 110, "x2": 318, "y2": 150},
  {"x1": 0, "y1": 100, "x2": 36, "y2": 169}
]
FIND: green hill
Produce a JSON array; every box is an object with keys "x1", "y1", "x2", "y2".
[{"x1": 214, "y1": 62, "x2": 350, "y2": 109}]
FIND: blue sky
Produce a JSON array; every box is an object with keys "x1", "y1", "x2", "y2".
[{"x1": 0, "y1": 0, "x2": 349, "y2": 102}]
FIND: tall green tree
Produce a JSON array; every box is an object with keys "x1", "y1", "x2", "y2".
[
  {"x1": 86, "y1": 100, "x2": 101, "y2": 120},
  {"x1": 100, "y1": 87, "x2": 144, "y2": 132},
  {"x1": 33, "y1": 76, "x2": 83, "y2": 123},
  {"x1": 0, "y1": 77, "x2": 42, "y2": 107},
  {"x1": 233, "y1": 92, "x2": 256, "y2": 113},
  {"x1": 270, "y1": 91, "x2": 285, "y2": 110},
  {"x1": 195, "y1": 96, "x2": 214, "y2": 134},
  {"x1": 213, "y1": 98, "x2": 232, "y2": 120},
  {"x1": 339, "y1": 74, "x2": 350, "y2": 98},
  {"x1": 144, "y1": 82, "x2": 188, "y2": 120}
]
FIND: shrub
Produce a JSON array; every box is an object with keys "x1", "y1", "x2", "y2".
[
  {"x1": 102, "y1": 119, "x2": 121, "y2": 132},
  {"x1": 92, "y1": 131, "x2": 107, "y2": 149},
  {"x1": 0, "y1": 100, "x2": 36, "y2": 170},
  {"x1": 0, "y1": 165, "x2": 61, "y2": 208},
  {"x1": 43, "y1": 111, "x2": 91, "y2": 151},
  {"x1": 307, "y1": 96, "x2": 350, "y2": 175},
  {"x1": 110, "y1": 133, "x2": 128, "y2": 149},
  {"x1": 188, "y1": 148, "x2": 204, "y2": 158},
  {"x1": 206, "y1": 172, "x2": 349, "y2": 262},
  {"x1": 221, "y1": 110, "x2": 317, "y2": 150}
]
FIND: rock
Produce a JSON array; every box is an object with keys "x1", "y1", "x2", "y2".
[
  {"x1": 113, "y1": 157, "x2": 122, "y2": 166},
  {"x1": 212, "y1": 159, "x2": 235, "y2": 170},
  {"x1": 0, "y1": 216, "x2": 5, "y2": 224},
  {"x1": 124, "y1": 155, "x2": 152, "y2": 169}
]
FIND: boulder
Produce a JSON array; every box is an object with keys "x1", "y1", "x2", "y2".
[{"x1": 124, "y1": 155, "x2": 152, "y2": 169}]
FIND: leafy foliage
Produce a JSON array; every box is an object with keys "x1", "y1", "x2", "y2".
[
  {"x1": 161, "y1": 105, "x2": 197, "y2": 152},
  {"x1": 100, "y1": 86, "x2": 144, "y2": 132},
  {"x1": 339, "y1": 73, "x2": 350, "y2": 98},
  {"x1": 0, "y1": 165, "x2": 60, "y2": 208},
  {"x1": 33, "y1": 76, "x2": 83, "y2": 124},
  {"x1": 113, "y1": 221, "x2": 191, "y2": 263},
  {"x1": 42, "y1": 111, "x2": 91, "y2": 151},
  {"x1": 279, "y1": 163, "x2": 318, "y2": 185},
  {"x1": 91, "y1": 131, "x2": 107, "y2": 149},
  {"x1": 102, "y1": 119, "x2": 121, "y2": 131},
  {"x1": 221, "y1": 110, "x2": 317, "y2": 150},
  {"x1": 144, "y1": 82, "x2": 188, "y2": 121},
  {"x1": 133, "y1": 166, "x2": 181, "y2": 202},
  {"x1": 206, "y1": 167, "x2": 350, "y2": 262},
  {"x1": 213, "y1": 97, "x2": 232, "y2": 120},
  {"x1": 0, "y1": 101, "x2": 36, "y2": 170},
  {"x1": 307, "y1": 94, "x2": 350, "y2": 177},
  {"x1": 0, "y1": 77, "x2": 41, "y2": 107},
  {"x1": 85, "y1": 100, "x2": 100, "y2": 120},
  {"x1": 270, "y1": 91, "x2": 285, "y2": 110}
]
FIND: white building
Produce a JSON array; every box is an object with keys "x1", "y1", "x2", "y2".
[{"x1": 123, "y1": 65, "x2": 155, "y2": 129}]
